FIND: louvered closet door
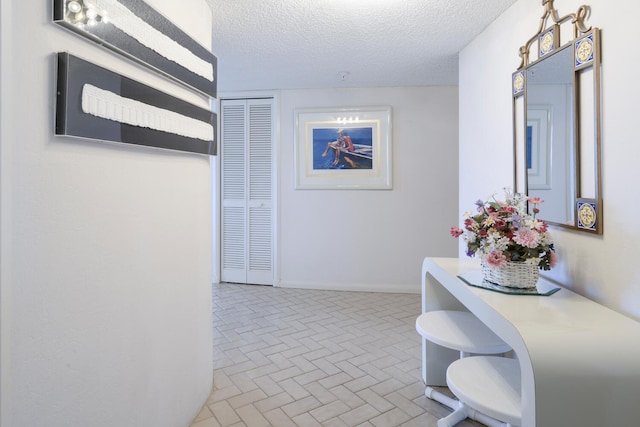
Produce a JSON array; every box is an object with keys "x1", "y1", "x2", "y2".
[{"x1": 221, "y1": 98, "x2": 274, "y2": 285}]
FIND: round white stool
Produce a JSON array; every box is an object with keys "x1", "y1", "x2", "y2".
[
  {"x1": 416, "y1": 311, "x2": 511, "y2": 356},
  {"x1": 416, "y1": 311, "x2": 512, "y2": 427},
  {"x1": 446, "y1": 356, "x2": 522, "y2": 427}
]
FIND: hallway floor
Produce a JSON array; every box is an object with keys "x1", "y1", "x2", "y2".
[{"x1": 190, "y1": 283, "x2": 481, "y2": 427}]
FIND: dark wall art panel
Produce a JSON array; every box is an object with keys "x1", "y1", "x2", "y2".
[
  {"x1": 56, "y1": 52, "x2": 217, "y2": 155},
  {"x1": 53, "y1": 0, "x2": 217, "y2": 98}
]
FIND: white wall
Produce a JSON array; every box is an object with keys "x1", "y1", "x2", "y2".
[
  {"x1": 0, "y1": 1, "x2": 214, "y2": 426},
  {"x1": 460, "y1": 0, "x2": 640, "y2": 321},
  {"x1": 277, "y1": 87, "x2": 459, "y2": 293}
]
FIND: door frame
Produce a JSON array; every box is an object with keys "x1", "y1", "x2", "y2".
[{"x1": 214, "y1": 91, "x2": 279, "y2": 285}]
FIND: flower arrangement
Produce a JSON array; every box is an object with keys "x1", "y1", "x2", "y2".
[{"x1": 450, "y1": 188, "x2": 557, "y2": 271}]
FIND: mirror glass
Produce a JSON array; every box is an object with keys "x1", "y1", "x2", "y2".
[{"x1": 526, "y1": 46, "x2": 575, "y2": 225}]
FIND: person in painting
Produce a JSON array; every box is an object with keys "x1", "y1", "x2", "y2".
[{"x1": 321, "y1": 129, "x2": 355, "y2": 166}]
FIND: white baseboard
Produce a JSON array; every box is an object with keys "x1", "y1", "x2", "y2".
[{"x1": 275, "y1": 280, "x2": 420, "y2": 294}]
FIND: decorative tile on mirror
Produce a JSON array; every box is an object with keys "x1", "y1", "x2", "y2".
[
  {"x1": 539, "y1": 28, "x2": 556, "y2": 57},
  {"x1": 577, "y1": 198, "x2": 598, "y2": 231},
  {"x1": 512, "y1": 71, "x2": 525, "y2": 97},
  {"x1": 575, "y1": 33, "x2": 595, "y2": 68}
]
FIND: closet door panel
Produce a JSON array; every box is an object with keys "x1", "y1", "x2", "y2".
[
  {"x1": 221, "y1": 101, "x2": 247, "y2": 283},
  {"x1": 247, "y1": 101, "x2": 273, "y2": 285}
]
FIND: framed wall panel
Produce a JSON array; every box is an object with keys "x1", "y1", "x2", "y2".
[
  {"x1": 53, "y1": 0, "x2": 217, "y2": 98},
  {"x1": 56, "y1": 52, "x2": 216, "y2": 155}
]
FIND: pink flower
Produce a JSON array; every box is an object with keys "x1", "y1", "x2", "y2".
[
  {"x1": 494, "y1": 219, "x2": 507, "y2": 230},
  {"x1": 531, "y1": 219, "x2": 548, "y2": 232},
  {"x1": 450, "y1": 227, "x2": 463, "y2": 238},
  {"x1": 464, "y1": 218, "x2": 475, "y2": 231},
  {"x1": 485, "y1": 250, "x2": 507, "y2": 268},
  {"x1": 549, "y1": 251, "x2": 558, "y2": 268},
  {"x1": 528, "y1": 197, "x2": 544, "y2": 205},
  {"x1": 483, "y1": 212, "x2": 498, "y2": 227},
  {"x1": 513, "y1": 229, "x2": 540, "y2": 248}
]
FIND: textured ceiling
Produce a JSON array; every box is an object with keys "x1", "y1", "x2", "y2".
[{"x1": 206, "y1": 0, "x2": 518, "y2": 92}]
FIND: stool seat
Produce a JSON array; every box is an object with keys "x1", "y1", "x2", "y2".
[
  {"x1": 416, "y1": 310, "x2": 511, "y2": 354},
  {"x1": 446, "y1": 356, "x2": 522, "y2": 426}
]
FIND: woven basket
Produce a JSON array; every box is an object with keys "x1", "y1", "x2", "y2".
[{"x1": 481, "y1": 261, "x2": 540, "y2": 289}]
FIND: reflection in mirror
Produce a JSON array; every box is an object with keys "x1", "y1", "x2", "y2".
[
  {"x1": 526, "y1": 46, "x2": 575, "y2": 225},
  {"x1": 579, "y1": 67, "x2": 596, "y2": 198},
  {"x1": 512, "y1": 0, "x2": 602, "y2": 234}
]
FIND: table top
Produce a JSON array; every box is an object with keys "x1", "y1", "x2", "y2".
[{"x1": 423, "y1": 257, "x2": 640, "y2": 356}]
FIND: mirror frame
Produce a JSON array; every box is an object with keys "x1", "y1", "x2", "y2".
[{"x1": 512, "y1": 0, "x2": 602, "y2": 234}]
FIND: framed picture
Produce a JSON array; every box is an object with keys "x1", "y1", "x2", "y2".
[
  {"x1": 53, "y1": 0, "x2": 217, "y2": 98},
  {"x1": 56, "y1": 52, "x2": 216, "y2": 155},
  {"x1": 527, "y1": 105, "x2": 551, "y2": 189},
  {"x1": 294, "y1": 107, "x2": 392, "y2": 189}
]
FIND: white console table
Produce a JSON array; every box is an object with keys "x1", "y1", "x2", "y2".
[{"x1": 421, "y1": 257, "x2": 640, "y2": 427}]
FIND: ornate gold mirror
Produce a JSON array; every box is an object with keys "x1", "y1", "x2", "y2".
[{"x1": 512, "y1": 0, "x2": 602, "y2": 233}]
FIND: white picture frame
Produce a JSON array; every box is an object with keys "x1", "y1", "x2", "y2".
[{"x1": 294, "y1": 106, "x2": 392, "y2": 189}]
